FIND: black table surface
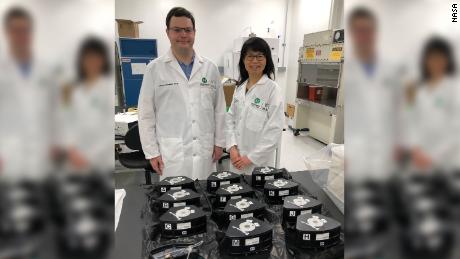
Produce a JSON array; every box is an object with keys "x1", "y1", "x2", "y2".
[{"x1": 114, "y1": 170, "x2": 343, "y2": 259}]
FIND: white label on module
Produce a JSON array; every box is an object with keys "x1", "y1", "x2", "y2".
[
  {"x1": 177, "y1": 222, "x2": 191, "y2": 230},
  {"x1": 170, "y1": 186, "x2": 181, "y2": 190},
  {"x1": 279, "y1": 190, "x2": 289, "y2": 196},
  {"x1": 230, "y1": 195, "x2": 242, "y2": 200},
  {"x1": 245, "y1": 237, "x2": 260, "y2": 246},
  {"x1": 256, "y1": 176, "x2": 261, "y2": 181},
  {"x1": 316, "y1": 233, "x2": 330, "y2": 240},
  {"x1": 241, "y1": 213, "x2": 253, "y2": 219},
  {"x1": 265, "y1": 175, "x2": 274, "y2": 180},
  {"x1": 220, "y1": 197, "x2": 227, "y2": 202},
  {"x1": 221, "y1": 181, "x2": 230, "y2": 185},
  {"x1": 174, "y1": 202, "x2": 186, "y2": 207},
  {"x1": 211, "y1": 182, "x2": 217, "y2": 187},
  {"x1": 300, "y1": 210, "x2": 312, "y2": 215},
  {"x1": 303, "y1": 234, "x2": 310, "y2": 240}
]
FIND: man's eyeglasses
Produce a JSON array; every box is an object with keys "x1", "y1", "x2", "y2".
[
  {"x1": 168, "y1": 27, "x2": 194, "y2": 34},
  {"x1": 245, "y1": 54, "x2": 265, "y2": 61}
]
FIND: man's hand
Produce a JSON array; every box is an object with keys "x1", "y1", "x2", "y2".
[
  {"x1": 234, "y1": 156, "x2": 253, "y2": 170},
  {"x1": 229, "y1": 146, "x2": 241, "y2": 165},
  {"x1": 149, "y1": 155, "x2": 164, "y2": 176},
  {"x1": 213, "y1": 146, "x2": 223, "y2": 162}
]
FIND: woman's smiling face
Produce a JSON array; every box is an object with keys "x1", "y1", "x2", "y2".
[{"x1": 244, "y1": 50, "x2": 266, "y2": 76}]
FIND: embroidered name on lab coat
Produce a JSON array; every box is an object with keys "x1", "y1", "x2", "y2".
[
  {"x1": 251, "y1": 97, "x2": 270, "y2": 111},
  {"x1": 158, "y1": 82, "x2": 179, "y2": 87},
  {"x1": 199, "y1": 76, "x2": 216, "y2": 88}
]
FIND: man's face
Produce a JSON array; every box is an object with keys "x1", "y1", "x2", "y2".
[
  {"x1": 350, "y1": 17, "x2": 376, "y2": 55},
  {"x1": 166, "y1": 16, "x2": 195, "y2": 52},
  {"x1": 5, "y1": 17, "x2": 32, "y2": 53}
]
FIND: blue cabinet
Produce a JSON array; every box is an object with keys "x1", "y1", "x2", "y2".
[{"x1": 119, "y1": 38, "x2": 157, "y2": 107}]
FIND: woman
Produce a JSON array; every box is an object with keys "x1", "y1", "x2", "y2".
[
  {"x1": 226, "y1": 37, "x2": 284, "y2": 175},
  {"x1": 62, "y1": 37, "x2": 113, "y2": 171},
  {"x1": 407, "y1": 37, "x2": 459, "y2": 170}
]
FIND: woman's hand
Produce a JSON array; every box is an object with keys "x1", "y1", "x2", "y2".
[
  {"x1": 234, "y1": 156, "x2": 253, "y2": 170},
  {"x1": 412, "y1": 148, "x2": 433, "y2": 170},
  {"x1": 68, "y1": 148, "x2": 88, "y2": 170}
]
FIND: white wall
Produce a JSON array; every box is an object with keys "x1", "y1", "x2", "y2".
[
  {"x1": 116, "y1": 0, "x2": 287, "y2": 66},
  {"x1": 0, "y1": 0, "x2": 114, "y2": 79},
  {"x1": 116, "y1": 0, "x2": 333, "y2": 109},
  {"x1": 283, "y1": 0, "x2": 332, "y2": 107},
  {"x1": 345, "y1": 0, "x2": 459, "y2": 79}
]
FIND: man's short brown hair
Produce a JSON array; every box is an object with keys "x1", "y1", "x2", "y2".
[{"x1": 3, "y1": 6, "x2": 33, "y2": 28}]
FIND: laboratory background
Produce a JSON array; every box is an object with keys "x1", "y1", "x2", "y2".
[{"x1": 114, "y1": 0, "x2": 345, "y2": 178}]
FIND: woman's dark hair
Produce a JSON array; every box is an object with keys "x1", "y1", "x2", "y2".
[
  {"x1": 421, "y1": 36, "x2": 456, "y2": 81},
  {"x1": 238, "y1": 37, "x2": 275, "y2": 86},
  {"x1": 166, "y1": 7, "x2": 195, "y2": 29},
  {"x1": 77, "y1": 37, "x2": 110, "y2": 81}
]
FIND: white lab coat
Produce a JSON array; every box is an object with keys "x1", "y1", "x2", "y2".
[
  {"x1": 226, "y1": 75, "x2": 284, "y2": 175},
  {"x1": 138, "y1": 49, "x2": 226, "y2": 180},
  {"x1": 407, "y1": 76, "x2": 460, "y2": 169},
  {"x1": 344, "y1": 56, "x2": 401, "y2": 180},
  {"x1": 61, "y1": 76, "x2": 114, "y2": 171},
  {"x1": 0, "y1": 56, "x2": 56, "y2": 180}
]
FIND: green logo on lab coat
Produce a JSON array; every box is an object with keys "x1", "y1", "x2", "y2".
[
  {"x1": 255, "y1": 98, "x2": 261, "y2": 104},
  {"x1": 202, "y1": 77, "x2": 207, "y2": 83}
]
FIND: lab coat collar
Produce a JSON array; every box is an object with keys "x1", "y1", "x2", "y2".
[
  {"x1": 4, "y1": 52, "x2": 37, "y2": 81},
  {"x1": 164, "y1": 48, "x2": 203, "y2": 64},
  {"x1": 255, "y1": 74, "x2": 270, "y2": 85},
  {"x1": 243, "y1": 74, "x2": 270, "y2": 95},
  {"x1": 164, "y1": 48, "x2": 203, "y2": 81}
]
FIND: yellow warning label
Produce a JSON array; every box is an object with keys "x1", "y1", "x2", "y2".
[
  {"x1": 329, "y1": 50, "x2": 342, "y2": 61},
  {"x1": 305, "y1": 48, "x2": 315, "y2": 60}
]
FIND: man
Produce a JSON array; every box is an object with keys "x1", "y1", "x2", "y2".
[
  {"x1": 344, "y1": 7, "x2": 401, "y2": 180},
  {"x1": 0, "y1": 7, "x2": 56, "y2": 179},
  {"x1": 138, "y1": 7, "x2": 226, "y2": 180}
]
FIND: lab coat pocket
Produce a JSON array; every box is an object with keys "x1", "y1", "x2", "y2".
[
  {"x1": 246, "y1": 107, "x2": 267, "y2": 132},
  {"x1": 201, "y1": 133, "x2": 214, "y2": 160},
  {"x1": 159, "y1": 137, "x2": 184, "y2": 164},
  {"x1": 201, "y1": 88, "x2": 214, "y2": 110}
]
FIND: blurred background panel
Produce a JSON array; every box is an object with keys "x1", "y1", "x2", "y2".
[
  {"x1": 0, "y1": 0, "x2": 115, "y2": 258},
  {"x1": 345, "y1": 1, "x2": 459, "y2": 259}
]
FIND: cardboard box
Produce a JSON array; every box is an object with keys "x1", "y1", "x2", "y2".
[
  {"x1": 287, "y1": 104, "x2": 295, "y2": 118},
  {"x1": 116, "y1": 19, "x2": 143, "y2": 38},
  {"x1": 223, "y1": 82, "x2": 236, "y2": 108}
]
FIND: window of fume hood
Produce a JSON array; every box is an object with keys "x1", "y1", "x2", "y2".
[
  {"x1": 297, "y1": 63, "x2": 341, "y2": 88},
  {"x1": 296, "y1": 84, "x2": 338, "y2": 108}
]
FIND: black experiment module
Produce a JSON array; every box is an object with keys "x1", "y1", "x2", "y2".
[
  {"x1": 156, "y1": 189, "x2": 201, "y2": 213},
  {"x1": 283, "y1": 195, "x2": 322, "y2": 225},
  {"x1": 214, "y1": 183, "x2": 254, "y2": 208},
  {"x1": 207, "y1": 171, "x2": 241, "y2": 193},
  {"x1": 264, "y1": 179, "x2": 299, "y2": 204},
  {"x1": 157, "y1": 176, "x2": 195, "y2": 194},
  {"x1": 252, "y1": 166, "x2": 284, "y2": 187},
  {"x1": 159, "y1": 205, "x2": 207, "y2": 239}
]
